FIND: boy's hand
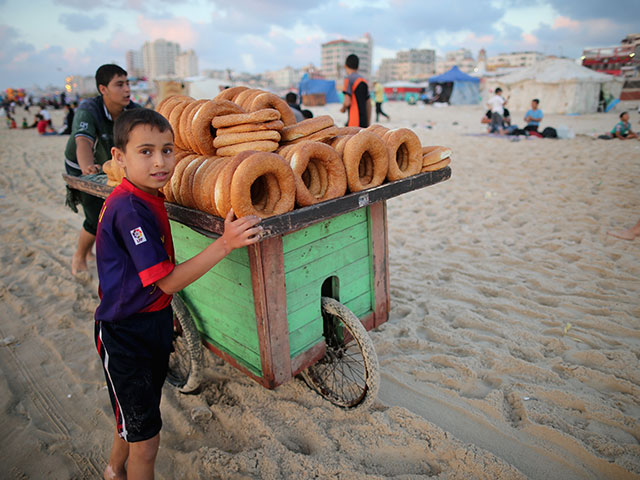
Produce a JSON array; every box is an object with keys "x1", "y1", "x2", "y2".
[{"x1": 220, "y1": 209, "x2": 263, "y2": 253}]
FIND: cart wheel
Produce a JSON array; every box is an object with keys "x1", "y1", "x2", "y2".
[
  {"x1": 300, "y1": 297, "x2": 379, "y2": 410},
  {"x1": 167, "y1": 295, "x2": 204, "y2": 394}
]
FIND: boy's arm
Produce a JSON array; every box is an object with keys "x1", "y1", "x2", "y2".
[
  {"x1": 156, "y1": 210, "x2": 262, "y2": 294},
  {"x1": 76, "y1": 137, "x2": 99, "y2": 174}
]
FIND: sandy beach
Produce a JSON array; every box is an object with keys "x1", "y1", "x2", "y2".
[{"x1": 0, "y1": 102, "x2": 638, "y2": 479}]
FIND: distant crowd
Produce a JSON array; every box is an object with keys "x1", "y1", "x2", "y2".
[{"x1": 2, "y1": 92, "x2": 78, "y2": 136}]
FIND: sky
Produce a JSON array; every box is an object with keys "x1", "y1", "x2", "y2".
[{"x1": 1, "y1": 0, "x2": 639, "y2": 91}]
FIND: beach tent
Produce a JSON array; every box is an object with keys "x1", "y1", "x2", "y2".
[
  {"x1": 186, "y1": 77, "x2": 229, "y2": 99},
  {"x1": 429, "y1": 66, "x2": 480, "y2": 104},
  {"x1": 298, "y1": 74, "x2": 340, "y2": 104},
  {"x1": 483, "y1": 59, "x2": 624, "y2": 114}
]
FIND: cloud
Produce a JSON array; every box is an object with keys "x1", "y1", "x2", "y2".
[
  {"x1": 544, "y1": 0, "x2": 640, "y2": 24},
  {"x1": 137, "y1": 16, "x2": 198, "y2": 47},
  {"x1": 552, "y1": 16, "x2": 580, "y2": 31},
  {"x1": 59, "y1": 13, "x2": 106, "y2": 32}
]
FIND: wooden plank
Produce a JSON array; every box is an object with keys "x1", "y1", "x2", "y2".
[
  {"x1": 345, "y1": 291, "x2": 374, "y2": 319},
  {"x1": 289, "y1": 320, "x2": 324, "y2": 358},
  {"x1": 282, "y1": 209, "x2": 367, "y2": 252},
  {"x1": 369, "y1": 202, "x2": 390, "y2": 327},
  {"x1": 199, "y1": 332, "x2": 263, "y2": 375},
  {"x1": 249, "y1": 237, "x2": 291, "y2": 388},
  {"x1": 171, "y1": 221, "x2": 249, "y2": 267},
  {"x1": 290, "y1": 341, "x2": 326, "y2": 377},
  {"x1": 201, "y1": 340, "x2": 269, "y2": 386},
  {"x1": 64, "y1": 166, "x2": 451, "y2": 238}
]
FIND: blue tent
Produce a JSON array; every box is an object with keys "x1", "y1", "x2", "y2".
[
  {"x1": 429, "y1": 66, "x2": 480, "y2": 105},
  {"x1": 298, "y1": 74, "x2": 341, "y2": 104}
]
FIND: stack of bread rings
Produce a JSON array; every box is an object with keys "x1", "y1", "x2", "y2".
[{"x1": 152, "y1": 92, "x2": 451, "y2": 219}]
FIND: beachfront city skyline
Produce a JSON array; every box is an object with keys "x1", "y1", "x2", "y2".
[{"x1": 1, "y1": 0, "x2": 639, "y2": 90}]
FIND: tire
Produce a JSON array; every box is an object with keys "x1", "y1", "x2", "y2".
[
  {"x1": 300, "y1": 297, "x2": 379, "y2": 410},
  {"x1": 167, "y1": 294, "x2": 204, "y2": 394}
]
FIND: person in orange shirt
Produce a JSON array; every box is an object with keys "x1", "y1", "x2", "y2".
[{"x1": 340, "y1": 54, "x2": 371, "y2": 127}]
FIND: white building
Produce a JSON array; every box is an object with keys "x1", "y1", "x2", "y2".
[
  {"x1": 176, "y1": 50, "x2": 199, "y2": 78},
  {"x1": 321, "y1": 33, "x2": 373, "y2": 83},
  {"x1": 125, "y1": 50, "x2": 145, "y2": 79},
  {"x1": 376, "y1": 48, "x2": 435, "y2": 82},
  {"x1": 436, "y1": 48, "x2": 476, "y2": 74},
  {"x1": 142, "y1": 39, "x2": 180, "y2": 80},
  {"x1": 487, "y1": 51, "x2": 545, "y2": 70},
  {"x1": 264, "y1": 66, "x2": 303, "y2": 90}
]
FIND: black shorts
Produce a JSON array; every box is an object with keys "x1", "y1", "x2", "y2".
[
  {"x1": 95, "y1": 307, "x2": 174, "y2": 443},
  {"x1": 65, "y1": 162, "x2": 104, "y2": 236}
]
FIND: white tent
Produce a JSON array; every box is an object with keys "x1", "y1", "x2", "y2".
[
  {"x1": 483, "y1": 59, "x2": 624, "y2": 114},
  {"x1": 185, "y1": 77, "x2": 229, "y2": 99}
]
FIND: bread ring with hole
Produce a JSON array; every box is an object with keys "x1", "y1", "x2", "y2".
[
  {"x1": 289, "y1": 142, "x2": 346, "y2": 206},
  {"x1": 233, "y1": 89, "x2": 261, "y2": 109},
  {"x1": 211, "y1": 108, "x2": 280, "y2": 129},
  {"x1": 191, "y1": 100, "x2": 245, "y2": 156},
  {"x1": 216, "y1": 140, "x2": 279, "y2": 157},
  {"x1": 335, "y1": 126, "x2": 363, "y2": 136},
  {"x1": 190, "y1": 157, "x2": 217, "y2": 211},
  {"x1": 230, "y1": 152, "x2": 295, "y2": 218},
  {"x1": 179, "y1": 156, "x2": 208, "y2": 208},
  {"x1": 178, "y1": 99, "x2": 208, "y2": 152},
  {"x1": 276, "y1": 143, "x2": 298, "y2": 161},
  {"x1": 215, "y1": 86, "x2": 249, "y2": 102},
  {"x1": 170, "y1": 153, "x2": 198, "y2": 204},
  {"x1": 214, "y1": 130, "x2": 281, "y2": 148},
  {"x1": 167, "y1": 98, "x2": 195, "y2": 150},
  {"x1": 421, "y1": 157, "x2": 451, "y2": 172},
  {"x1": 284, "y1": 125, "x2": 339, "y2": 145},
  {"x1": 382, "y1": 128, "x2": 422, "y2": 181},
  {"x1": 163, "y1": 151, "x2": 192, "y2": 202},
  {"x1": 213, "y1": 151, "x2": 260, "y2": 218},
  {"x1": 331, "y1": 135, "x2": 355, "y2": 157},
  {"x1": 216, "y1": 119, "x2": 284, "y2": 135},
  {"x1": 281, "y1": 115, "x2": 334, "y2": 142},
  {"x1": 421, "y1": 146, "x2": 452, "y2": 166},
  {"x1": 238, "y1": 89, "x2": 266, "y2": 110},
  {"x1": 249, "y1": 93, "x2": 297, "y2": 126},
  {"x1": 342, "y1": 131, "x2": 388, "y2": 192},
  {"x1": 366, "y1": 124, "x2": 390, "y2": 138},
  {"x1": 197, "y1": 157, "x2": 231, "y2": 215},
  {"x1": 156, "y1": 95, "x2": 192, "y2": 118}
]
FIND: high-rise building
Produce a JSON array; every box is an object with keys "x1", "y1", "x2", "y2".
[
  {"x1": 436, "y1": 48, "x2": 476, "y2": 74},
  {"x1": 376, "y1": 48, "x2": 436, "y2": 82},
  {"x1": 142, "y1": 39, "x2": 180, "y2": 79},
  {"x1": 321, "y1": 33, "x2": 373, "y2": 83},
  {"x1": 125, "y1": 50, "x2": 145, "y2": 79},
  {"x1": 176, "y1": 50, "x2": 199, "y2": 78},
  {"x1": 486, "y1": 51, "x2": 545, "y2": 70}
]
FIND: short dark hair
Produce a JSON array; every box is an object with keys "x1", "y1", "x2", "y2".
[
  {"x1": 285, "y1": 92, "x2": 298, "y2": 104},
  {"x1": 114, "y1": 108, "x2": 173, "y2": 151},
  {"x1": 532, "y1": 98, "x2": 539, "y2": 104},
  {"x1": 495, "y1": 87, "x2": 502, "y2": 94},
  {"x1": 345, "y1": 54, "x2": 359, "y2": 70},
  {"x1": 620, "y1": 111, "x2": 628, "y2": 119},
  {"x1": 95, "y1": 64, "x2": 127, "y2": 93}
]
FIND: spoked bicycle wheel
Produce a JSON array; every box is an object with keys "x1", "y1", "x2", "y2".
[
  {"x1": 300, "y1": 297, "x2": 379, "y2": 410},
  {"x1": 167, "y1": 294, "x2": 204, "y2": 394}
]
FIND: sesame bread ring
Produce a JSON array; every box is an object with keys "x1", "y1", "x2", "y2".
[
  {"x1": 168, "y1": 98, "x2": 195, "y2": 150},
  {"x1": 422, "y1": 146, "x2": 452, "y2": 166},
  {"x1": 335, "y1": 126, "x2": 363, "y2": 136},
  {"x1": 199, "y1": 158, "x2": 231, "y2": 216},
  {"x1": 342, "y1": 131, "x2": 388, "y2": 192},
  {"x1": 213, "y1": 130, "x2": 281, "y2": 148},
  {"x1": 249, "y1": 93, "x2": 297, "y2": 126},
  {"x1": 179, "y1": 156, "x2": 208, "y2": 208},
  {"x1": 211, "y1": 108, "x2": 281, "y2": 129},
  {"x1": 230, "y1": 152, "x2": 296, "y2": 218},
  {"x1": 216, "y1": 140, "x2": 279, "y2": 157},
  {"x1": 301, "y1": 159, "x2": 325, "y2": 197},
  {"x1": 382, "y1": 128, "x2": 422, "y2": 181},
  {"x1": 276, "y1": 143, "x2": 298, "y2": 161},
  {"x1": 216, "y1": 119, "x2": 284, "y2": 135},
  {"x1": 366, "y1": 124, "x2": 390, "y2": 138},
  {"x1": 156, "y1": 95, "x2": 192, "y2": 118},
  {"x1": 215, "y1": 86, "x2": 249, "y2": 102},
  {"x1": 289, "y1": 142, "x2": 346, "y2": 206},
  {"x1": 192, "y1": 100, "x2": 245, "y2": 156},
  {"x1": 238, "y1": 89, "x2": 266, "y2": 110},
  {"x1": 233, "y1": 89, "x2": 261, "y2": 109},
  {"x1": 421, "y1": 157, "x2": 451, "y2": 172},
  {"x1": 213, "y1": 150, "x2": 259, "y2": 218},
  {"x1": 285, "y1": 125, "x2": 339, "y2": 145},
  {"x1": 170, "y1": 153, "x2": 199, "y2": 204},
  {"x1": 281, "y1": 115, "x2": 335, "y2": 142},
  {"x1": 162, "y1": 151, "x2": 191, "y2": 202},
  {"x1": 331, "y1": 135, "x2": 355, "y2": 157},
  {"x1": 190, "y1": 157, "x2": 217, "y2": 211},
  {"x1": 178, "y1": 100, "x2": 208, "y2": 152}
]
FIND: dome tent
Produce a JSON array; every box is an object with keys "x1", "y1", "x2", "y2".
[
  {"x1": 429, "y1": 66, "x2": 480, "y2": 105},
  {"x1": 483, "y1": 59, "x2": 624, "y2": 114}
]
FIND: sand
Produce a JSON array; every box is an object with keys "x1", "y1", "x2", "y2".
[{"x1": 0, "y1": 102, "x2": 638, "y2": 479}]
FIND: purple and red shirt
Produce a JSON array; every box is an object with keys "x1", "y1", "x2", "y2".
[{"x1": 95, "y1": 178, "x2": 174, "y2": 322}]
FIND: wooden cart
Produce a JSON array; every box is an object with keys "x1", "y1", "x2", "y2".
[{"x1": 64, "y1": 167, "x2": 451, "y2": 409}]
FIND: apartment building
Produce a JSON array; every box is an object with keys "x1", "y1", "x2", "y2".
[
  {"x1": 176, "y1": 50, "x2": 199, "y2": 78},
  {"x1": 321, "y1": 33, "x2": 373, "y2": 83},
  {"x1": 142, "y1": 39, "x2": 180, "y2": 79},
  {"x1": 376, "y1": 48, "x2": 436, "y2": 82},
  {"x1": 487, "y1": 51, "x2": 545, "y2": 70}
]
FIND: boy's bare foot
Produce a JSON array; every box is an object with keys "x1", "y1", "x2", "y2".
[
  {"x1": 71, "y1": 253, "x2": 88, "y2": 275},
  {"x1": 607, "y1": 229, "x2": 638, "y2": 241},
  {"x1": 104, "y1": 464, "x2": 126, "y2": 480}
]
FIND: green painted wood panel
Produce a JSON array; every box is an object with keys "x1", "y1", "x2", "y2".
[
  {"x1": 283, "y1": 208, "x2": 375, "y2": 359},
  {"x1": 171, "y1": 221, "x2": 262, "y2": 376}
]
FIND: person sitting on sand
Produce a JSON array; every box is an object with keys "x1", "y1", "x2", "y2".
[
  {"x1": 36, "y1": 114, "x2": 57, "y2": 135},
  {"x1": 608, "y1": 219, "x2": 640, "y2": 240},
  {"x1": 524, "y1": 99, "x2": 543, "y2": 133},
  {"x1": 599, "y1": 112, "x2": 637, "y2": 140}
]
